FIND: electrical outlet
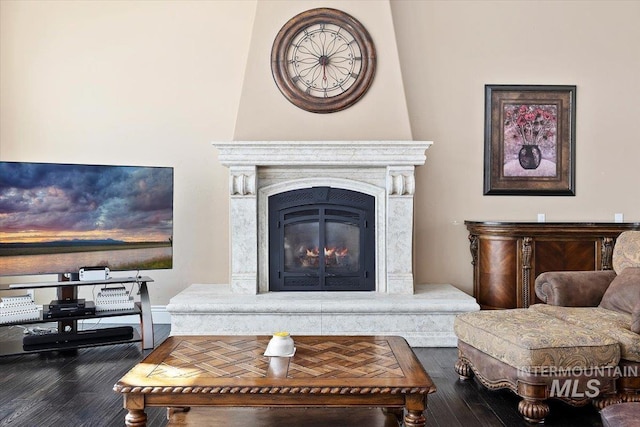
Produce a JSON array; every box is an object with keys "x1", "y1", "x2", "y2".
[
  {"x1": 615, "y1": 213, "x2": 624, "y2": 223},
  {"x1": 537, "y1": 213, "x2": 546, "y2": 223}
]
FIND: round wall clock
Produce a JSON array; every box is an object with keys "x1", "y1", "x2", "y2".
[{"x1": 271, "y1": 8, "x2": 376, "y2": 114}]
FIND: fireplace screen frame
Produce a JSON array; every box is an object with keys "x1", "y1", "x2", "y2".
[{"x1": 268, "y1": 187, "x2": 375, "y2": 291}]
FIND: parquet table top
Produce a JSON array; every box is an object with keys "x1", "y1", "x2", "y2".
[
  {"x1": 115, "y1": 335, "x2": 434, "y2": 393},
  {"x1": 148, "y1": 336, "x2": 405, "y2": 380}
]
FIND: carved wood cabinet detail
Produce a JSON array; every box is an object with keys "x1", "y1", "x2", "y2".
[{"x1": 465, "y1": 221, "x2": 640, "y2": 309}]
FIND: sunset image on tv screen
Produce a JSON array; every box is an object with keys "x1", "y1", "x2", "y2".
[{"x1": 0, "y1": 162, "x2": 174, "y2": 276}]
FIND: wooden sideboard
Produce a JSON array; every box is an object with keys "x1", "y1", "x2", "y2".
[{"x1": 465, "y1": 221, "x2": 640, "y2": 309}]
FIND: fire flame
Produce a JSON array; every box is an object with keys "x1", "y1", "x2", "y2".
[{"x1": 304, "y1": 246, "x2": 349, "y2": 257}]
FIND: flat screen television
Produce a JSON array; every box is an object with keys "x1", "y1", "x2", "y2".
[{"x1": 0, "y1": 161, "x2": 174, "y2": 278}]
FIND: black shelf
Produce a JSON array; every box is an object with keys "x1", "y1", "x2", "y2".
[
  {"x1": 0, "y1": 328, "x2": 142, "y2": 357},
  {"x1": 7, "y1": 276, "x2": 153, "y2": 290}
]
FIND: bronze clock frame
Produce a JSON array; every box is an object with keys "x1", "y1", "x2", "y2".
[{"x1": 271, "y1": 8, "x2": 376, "y2": 114}]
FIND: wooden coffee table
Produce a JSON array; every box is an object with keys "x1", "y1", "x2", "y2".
[{"x1": 114, "y1": 335, "x2": 436, "y2": 427}]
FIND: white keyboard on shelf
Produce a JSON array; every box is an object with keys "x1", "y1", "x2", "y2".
[
  {"x1": 95, "y1": 286, "x2": 135, "y2": 312},
  {"x1": 0, "y1": 294, "x2": 40, "y2": 324}
]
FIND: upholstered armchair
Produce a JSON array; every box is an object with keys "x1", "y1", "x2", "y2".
[
  {"x1": 454, "y1": 231, "x2": 640, "y2": 423},
  {"x1": 534, "y1": 230, "x2": 640, "y2": 402}
]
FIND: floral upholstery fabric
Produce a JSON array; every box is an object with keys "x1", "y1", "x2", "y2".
[
  {"x1": 613, "y1": 231, "x2": 640, "y2": 275},
  {"x1": 454, "y1": 309, "x2": 620, "y2": 369},
  {"x1": 530, "y1": 304, "x2": 640, "y2": 362}
]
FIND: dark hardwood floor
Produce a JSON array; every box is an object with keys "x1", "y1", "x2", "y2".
[{"x1": 0, "y1": 325, "x2": 603, "y2": 427}]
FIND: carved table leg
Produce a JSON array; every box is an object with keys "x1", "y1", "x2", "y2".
[
  {"x1": 124, "y1": 394, "x2": 147, "y2": 427},
  {"x1": 404, "y1": 394, "x2": 426, "y2": 427},
  {"x1": 404, "y1": 410, "x2": 426, "y2": 427},
  {"x1": 125, "y1": 409, "x2": 147, "y2": 427},
  {"x1": 518, "y1": 398, "x2": 549, "y2": 424}
]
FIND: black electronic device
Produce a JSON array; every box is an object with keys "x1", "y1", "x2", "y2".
[
  {"x1": 48, "y1": 298, "x2": 86, "y2": 310},
  {"x1": 23, "y1": 326, "x2": 134, "y2": 349},
  {"x1": 43, "y1": 301, "x2": 96, "y2": 319}
]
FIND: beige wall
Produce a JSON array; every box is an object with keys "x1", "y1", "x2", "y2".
[
  {"x1": 1, "y1": 0, "x2": 639, "y2": 304},
  {"x1": 0, "y1": 0, "x2": 255, "y2": 303},
  {"x1": 234, "y1": 0, "x2": 413, "y2": 140},
  {"x1": 392, "y1": 0, "x2": 640, "y2": 290}
]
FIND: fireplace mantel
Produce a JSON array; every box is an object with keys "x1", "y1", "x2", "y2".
[
  {"x1": 212, "y1": 140, "x2": 432, "y2": 295},
  {"x1": 213, "y1": 141, "x2": 432, "y2": 167}
]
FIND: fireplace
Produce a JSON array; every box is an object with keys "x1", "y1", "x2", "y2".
[
  {"x1": 167, "y1": 140, "x2": 482, "y2": 347},
  {"x1": 268, "y1": 187, "x2": 375, "y2": 291},
  {"x1": 210, "y1": 140, "x2": 434, "y2": 295}
]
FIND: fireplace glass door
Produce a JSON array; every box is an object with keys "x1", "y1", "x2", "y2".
[{"x1": 269, "y1": 187, "x2": 374, "y2": 291}]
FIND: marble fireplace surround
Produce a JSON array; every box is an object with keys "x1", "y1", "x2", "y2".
[
  {"x1": 167, "y1": 141, "x2": 480, "y2": 346},
  {"x1": 220, "y1": 140, "x2": 431, "y2": 295}
]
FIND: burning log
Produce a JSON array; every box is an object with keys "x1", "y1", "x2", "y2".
[{"x1": 298, "y1": 246, "x2": 350, "y2": 268}]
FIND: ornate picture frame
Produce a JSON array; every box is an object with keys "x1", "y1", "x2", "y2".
[{"x1": 484, "y1": 85, "x2": 576, "y2": 195}]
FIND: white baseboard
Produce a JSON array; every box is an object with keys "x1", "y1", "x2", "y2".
[{"x1": 149, "y1": 305, "x2": 171, "y2": 324}]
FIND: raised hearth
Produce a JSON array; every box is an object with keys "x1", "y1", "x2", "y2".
[{"x1": 168, "y1": 283, "x2": 478, "y2": 347}]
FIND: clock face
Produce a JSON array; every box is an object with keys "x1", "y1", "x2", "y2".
[{"x1": 271, "y1": 8, "x2": 376, "y2": 113}]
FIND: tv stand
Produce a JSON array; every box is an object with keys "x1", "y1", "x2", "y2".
[{"x1": 0, "y1": 276, "x2": 154, "y2": 357}]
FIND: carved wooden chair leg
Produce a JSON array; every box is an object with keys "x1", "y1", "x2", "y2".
[
  {"x1": 622, "y1": 392, "x2": 640, "y2": 402},
  {"x1": 454, "y1": 357, "x2": 473, "y2": 380},
  {"x1": 517, "y1": 398, "x2": 549, "y2": 424},
  {"x1": 592, "y1": 393, "x2": 623, "y2": 409}
]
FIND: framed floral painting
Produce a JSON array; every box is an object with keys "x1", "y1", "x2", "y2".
[{"x1": 483, "y1": 85, "x2": 576, "y2": 195}]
